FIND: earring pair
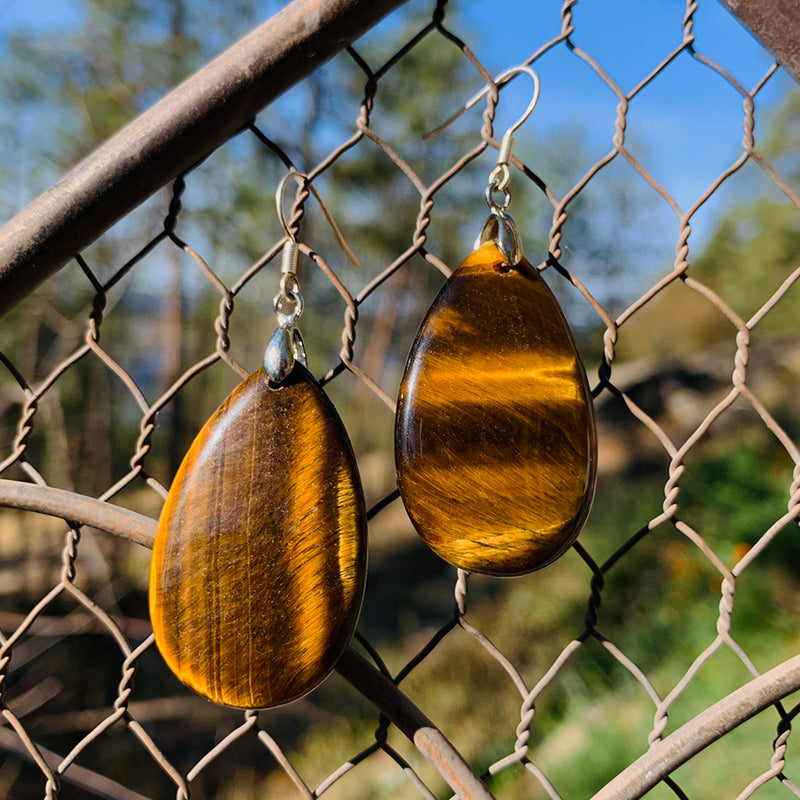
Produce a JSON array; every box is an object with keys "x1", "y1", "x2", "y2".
[{"x1": 149, "y1": 66, "x2": 596, "y2": 711}]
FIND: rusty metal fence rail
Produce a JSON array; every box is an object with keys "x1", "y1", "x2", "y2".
[{"x1": 0, "y1": 0, "x2": 799, "y2": 798}]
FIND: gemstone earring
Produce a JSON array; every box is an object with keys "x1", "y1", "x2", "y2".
[
  {"x1": 395, "y1": 67, "x2": 597, "y2": 577},
  {"x1": 150, "y1": 171, "x2": 367, "y2": 708}
]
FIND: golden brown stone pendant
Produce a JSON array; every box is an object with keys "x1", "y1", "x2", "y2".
[
  {"x1": 395, "y1": 218, "x2": 596, "y2": 577},
  {"x1": 396, "y1": 68, "x2": 596, "y2": 575},
  {"x1": 150, "y1": 180, "x2": 367, "y2": 708}
]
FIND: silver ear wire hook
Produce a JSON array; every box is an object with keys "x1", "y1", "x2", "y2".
[
  {"x1": 423, "y1": 63, "x2": 540, "y2": 152},
  {"x1": 265, "y1": 170, "x2": 308, "y2": 383},
  {"x1": 482, "y1": 65, "x2": 540, "y2": 207},
  {"x1": 266, "y1": 169, "x2": 363, "y2": 381},
  {"x1": 276, "y1": 168, "x2": 361, "y2": 270},
  {"x1": 472, "y1": 65, "x2": 541, "y2": 265},
  {"x1": 275, "y1": 169, "x2": 303, "y2": 276},
  {"x1": 424, "y1": 64, "x2": 540, "y2": 253}
]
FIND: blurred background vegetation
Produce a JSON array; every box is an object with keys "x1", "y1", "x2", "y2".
[{"x1": 0, "y1": 0, "x2": 798, "y2": 798}]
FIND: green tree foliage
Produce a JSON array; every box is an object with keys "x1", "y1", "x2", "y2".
[{"x1": 691, "y1": 89, "x2": 800, "y2": 337}]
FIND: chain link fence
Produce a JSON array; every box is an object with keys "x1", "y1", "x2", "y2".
[{"x1": 0, "y1": 0, "x2": 799, "y2": 798}]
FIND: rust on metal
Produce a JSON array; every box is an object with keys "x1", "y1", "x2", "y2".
[{"x1": 719, "y1": 0, "x2": 800, "y2": 85}]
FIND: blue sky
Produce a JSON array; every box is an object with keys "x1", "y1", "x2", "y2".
[
  {"x1": 0, "y1": 0, "x2": 795, "y2": 251},
  {"x1": 461, "y1": 0, "x2": 792, "y2": 223}
]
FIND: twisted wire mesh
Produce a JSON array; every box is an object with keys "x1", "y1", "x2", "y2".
[{"x1": 0, "y1": 0, "x2": 799, "y2": 798}]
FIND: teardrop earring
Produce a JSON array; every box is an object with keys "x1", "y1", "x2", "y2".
[
  {"x1": 150, "y1": 171, "x2": 367, "y2": 709},
  {"x1": 395, "y1": 67, "x2": 596, "y2": 577}
]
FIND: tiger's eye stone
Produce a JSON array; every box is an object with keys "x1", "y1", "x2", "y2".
[
  {"x1": 150, "y1": 364, "x2": 367, "y2": 709},
  {"x1": 395, "y1": 241, "x2": 596, "y2": 576}
]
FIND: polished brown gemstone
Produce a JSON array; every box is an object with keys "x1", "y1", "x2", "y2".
[
  {"x1": 150, "y1": 365, "x2": 367, "y2": 708},
  {"x1": 395, "y1": 241, "x2": 596, "y2": 576}
]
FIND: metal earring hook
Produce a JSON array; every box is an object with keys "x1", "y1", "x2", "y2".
[
  {"x1": 473, "y1": 66, "x2": 541, "y2": 265},
  {"x1": 266, "y1": 170, "x2": 306, "y2": 382},
  {"x1": 275, "y1": 169, "x2": 361, "y2": 270},
  {"x1": 423, "y1": 63, "x2": 541, "y2": 145},
  {"x1": 275, "y1": 169, "x2": 303, "y2": 278},
  {"x1": 484, "y1": 65, "x2": 541, "y2": 144},
  {"x1": 266, "y1": 169, "x2": 362, "y2": 382},
  {"x1": 422, "y1": 64, "x2": 540, "y2": 218},
  {"x1": 483, "y1": 65, "x2": 540, "y2": 199}
]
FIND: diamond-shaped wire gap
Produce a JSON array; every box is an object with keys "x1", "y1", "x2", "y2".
[
  {"x1": 91, "y1": 205, "x2": 240, "y2": 389},
  {"x1": 611, "y1": 276, "x2": 744, "y2": 403},
  {"x1": 619, "y1": 48, "x2": 754, "y2": 216},
  {"x1": 314, "y1": 132, "x2": 473, "y2": 372},
  {"x1": 686, "y1": 169, "x2": 800, "y2": 335},
  {"x1": 547, "y1": 153, "x2": 682, "y2": 330},
  {"x1": 45, "y1": 327, "x2": 149, "y2": 501},
  {"x1": 516, "y1": 635, "x2": 655, "y2": 800},
  {"x1": 584, "y1": 518, "x2": 720, "y2": 703},
  {"x1": 89, "y1": 234, "x2": 251, "y2": 500},
  {"x1": 344, "y1": 23, "x2": 482, "y2": 189},
  {"x1": 458, "y1": 548, "x2": 591, "y2": 688},
  {"x1": 566, "y1": 0, "x2": 690, "y2": 95},
  {"x1": 0, "y1": 593, "x2": 142, "y2": 774},
  {"x1": 49, "y1": 637, "x2": 188, "y2": 799},
  {"x1": 321, "y1": 132, "x2": 469, "y2": 286},
  {"x1": 520, "y1": 39, "x2": 626, "y2": 187},
  {"x1": 571, "y1": 0, "x2": 686, "y2": 93},
  {"x1": 458, "y1": 0, "x2": 567, "y2": 75},
  {"x1": 418, "y1": 602, "x2": 529, "y2": 717},
  {"x1": 381, "y1": 563, "x2": 577, "y2": 786}
]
